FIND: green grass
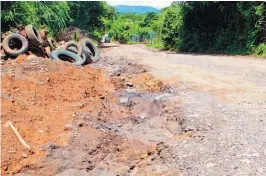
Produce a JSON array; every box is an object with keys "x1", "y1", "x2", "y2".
[
  {"x1": 146, "y1": 43, "x2": 164, "y2": 49},
  {"x1": 253, "y1": 43, "x2": 266, "y2": 58}
]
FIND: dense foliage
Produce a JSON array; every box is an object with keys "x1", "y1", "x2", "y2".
[
  {"x1": 1, "y1": 1, "x2": 265, "y2": 56},
  {"x1": 106, "y1": 12, "x2": 164, "y2": 46},
  {"x1": 1, "y1": 2, "x2": 70, "y2": 35},
  {"x1": 1, "y1": 1, "x2": 116, "y2": 38},
  {"x1": 107, "y1": 13, "x2": 145, "y2": 43},
  {"x1": 107, "y1": 2, "x2": 265, "y2": 56},
  {"x1": 162, "y1": 2, "x2": 266, "y2": 56},
  {"x1": 68, "y1": 2, "x2": 116, "y2": 32}
]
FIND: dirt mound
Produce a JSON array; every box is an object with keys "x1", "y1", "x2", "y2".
[
  {"x1": 1, "y1": 56, "x2": 117, "y2": 174},
  {"x1": 131, "y1": 73, "x2": 166, "y2": 92},
  {"x1": 2, "y1": 47, "x2": 183, "y2": 176}
]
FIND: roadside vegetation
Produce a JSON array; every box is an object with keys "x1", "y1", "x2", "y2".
[
  {"x1": 1, "y1": 1, "x2": 265, "y2": 57},
  {"x1": 106, "y1": 12, "x2": 164, "y2": 48},
  {"x1": 1, "y1": 1, "x2": 116, "y2": 39},
  {"x1": 162, "y1": 2, "x2": 266, "y2": 56},
  {"x1": 106, "y1": 2, "x2": 266, "y2": 57}
]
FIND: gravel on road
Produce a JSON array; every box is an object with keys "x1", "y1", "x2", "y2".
[{"x1": 100, "y1": 43, "x2": 266, "y2": 176}]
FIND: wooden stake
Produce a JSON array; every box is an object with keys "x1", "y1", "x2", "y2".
[{"x1": 5, "y1": 121, "x2": 31, "y2": 150}]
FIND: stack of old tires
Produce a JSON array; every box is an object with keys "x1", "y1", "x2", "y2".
[{"x1": 1, "y1": 24, "x2": 99, "y2": 66}]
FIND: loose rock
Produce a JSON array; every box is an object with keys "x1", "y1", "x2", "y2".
[
  {"x1": 126, "y1": 82, "x2": 134, "y2": 87},
  {"x1": 184, "y1": 125, "x2": 196, "y2": 132},
  {"x1": 119, "y1": 96, "x2": 129, "y2": 104},
  {"x1": 64, "y1": 124, "x2": 72, "y2": 131}
]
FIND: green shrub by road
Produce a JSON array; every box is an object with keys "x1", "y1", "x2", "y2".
[{"x1": 1, "y1": 1, "x2": 265, "y2": 57}]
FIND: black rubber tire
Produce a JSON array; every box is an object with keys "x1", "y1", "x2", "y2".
[
  {"x1": 47, "y1": 37, "x2": 59, "y2": 50},
  {"x1": 67, "y1": 46, "x2": 90, "y2": 65},
  {"x1": 81, "y1": 53, "x2": 86, "y2": 66},
  {"x1": 2, "y1": 33, "x2": 29, "y2": 56},
  {"x1": 67, "y1": 46, "x2": 78, "y2": 53},
  {"x1": 83, "y1": 50, "x2": 93, "y2": 64},
  {"x1": 63, "y1": 41, "x2": 82, "y2": 56},
  {"x1": 1, "y1": 53, "x2": 8, "y2": 60},
  {"x1": 25, "y1": 24, "x2": 43, "y2": 47},
  {"x1": 50, "y1": 49, "x2": 85, "y2": 66},
  {"x1": 79, "y1": 38, "x2": 100, "y2": 61}
]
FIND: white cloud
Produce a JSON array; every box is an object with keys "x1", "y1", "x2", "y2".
[{"x1": 107, "y1": 0, "x2": 174, "y2": 9}]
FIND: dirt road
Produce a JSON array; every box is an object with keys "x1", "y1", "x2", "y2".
[
  {"x1": 2, "y1": 43, "x2": 266, "y2": 176},
  {"x1": 101, "y1": 43, "x2": 266, "y2": 175}
]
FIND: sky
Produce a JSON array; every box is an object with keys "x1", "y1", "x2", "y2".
[{"x1": 107, "y1": 0, "x2": 174, "y2": 9}]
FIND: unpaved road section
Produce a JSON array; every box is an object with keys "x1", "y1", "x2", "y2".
[
  {"x1": 101, "y1": 43, "x2": 266, "y2": 175},
  {"x1": 2, "y1": 43, "x2": 266, "y2": 176}
]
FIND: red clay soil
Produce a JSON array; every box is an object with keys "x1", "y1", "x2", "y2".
[
  {"x1": 1, "y1": 56, "x2": 120, "y2": 174},
  {"x1": 1, "y1": 53, "x2": 177, "y2": 175},
  {"x1": 130, "y1": 73, "x2": 165, "y2": 92},
  {"x1": 111, "y1": 73, "x2": 166, "y2": 93}
]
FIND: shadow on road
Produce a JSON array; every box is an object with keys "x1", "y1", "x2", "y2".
[
  {"x1": 165, "y1": 50, "x2": 250, "y2": 57},
  {"x1": 98, "y1": 45, "x2": 119, "y2": 48}
]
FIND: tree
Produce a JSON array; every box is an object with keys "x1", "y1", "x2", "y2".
[
  {"x1": 161, "y1": 2, "x2": 266, "y2": 55},
  {"x1": 161, "y1": 3, "x2": 183, "y2": 50},
  {"x1": 140, "y1": 12, "x2": 158, "y2": 27},
  {"x1": 68, "y1": 2, "x2": 117, "y2": 32}
]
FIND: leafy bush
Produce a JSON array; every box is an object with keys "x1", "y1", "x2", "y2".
[
  {"x1": 161, "y1": 2, "x2": 183, "y2": 50},
  {"x1": 253, "y1": 43, "x2": 266, "y2": 57},
  {"x1": 161, "y1": 2, "x2": 266, "y2": 56},
  {"x1": 1, "y1": 2, "x2": 70, "y2": 35},
  {"x1": 1, "y1": 1, "x2": 116, "y2": 38}
]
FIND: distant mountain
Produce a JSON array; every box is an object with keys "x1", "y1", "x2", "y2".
[{"x1": 114, "y1": 5, "x2": 161, "y2": 14}]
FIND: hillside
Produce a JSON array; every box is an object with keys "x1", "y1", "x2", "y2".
[{"x1": 114, "y1": 5, "x2": 161, "y2": 14}]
